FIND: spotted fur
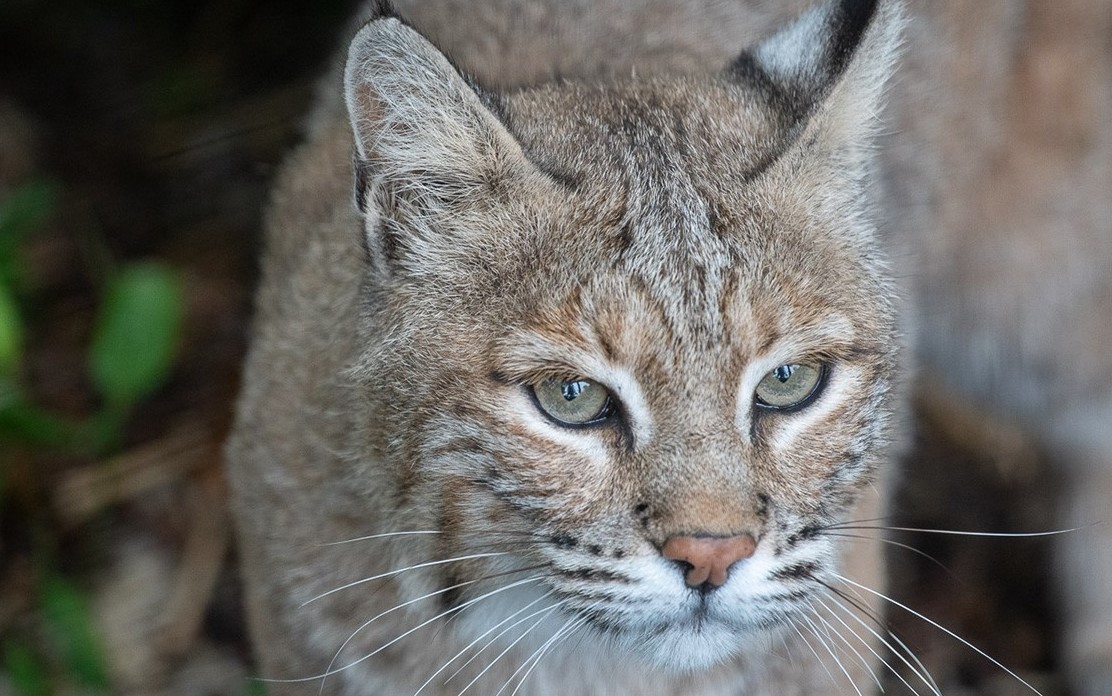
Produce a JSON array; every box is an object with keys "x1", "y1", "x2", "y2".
[{"x1": 227, "y1": 1, "x2": 907, "y2": 693}]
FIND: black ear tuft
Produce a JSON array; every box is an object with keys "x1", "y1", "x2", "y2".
[
  {"x1": 827, "y1": 0, "x2": 880, "y2": 77},
  {"x1": 728, "y1": 0, "x2": 887, "y2": 125},
  {"x1": 365, "y1": 0, "x2": 402, "y2": 22},
  {"x1": 726, "y1": 52, "x2": 803, "y2": 123}
]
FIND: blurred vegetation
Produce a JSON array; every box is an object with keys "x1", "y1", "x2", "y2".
[
  {"x1": 1, "y1": 181, "x2": 184, "y2": 453},
  {"x1": 0, "y1": 180, "x2": 113, "y2": 695},
  {"x1": 0, "y1": 0, "x2": 356, "y2": 691}
]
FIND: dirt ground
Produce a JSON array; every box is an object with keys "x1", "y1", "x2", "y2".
[{"x1": 0, "y1": 0, "x2": 1067, "y2": 694}]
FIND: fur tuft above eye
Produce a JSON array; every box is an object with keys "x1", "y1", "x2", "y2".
[
  {"x1": 531, "y1": 378, "x2": 617, "y2": 426},
  {"x1": 754, "y1": 362, "x2": 827, "y2": 411}
]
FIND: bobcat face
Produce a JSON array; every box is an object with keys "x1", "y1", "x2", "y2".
[{"x1": 345, "y1": 0, "x2": 901, "y2": 672}]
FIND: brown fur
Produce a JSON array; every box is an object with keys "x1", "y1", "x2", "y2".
[{"x1": 227, "y1": 0, "x2": 1112, "y2": 693}]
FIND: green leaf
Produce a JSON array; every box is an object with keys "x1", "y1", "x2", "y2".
[
  {"x1": 88, "y1": 263, "x2": 183, "y2": 407},
  {"x1": 0, "y1": 396, "x2": 77, "y2": 447},
  {"x1": 0, "y1": 180, "x2": 58, "y2": 288},
  {"x1": 83, "y1": 403, "x2": 130, "y2": 455},
  {"x1": 40, "y1": 575, "x2": 109, "y2": 691},
  {"x1": 0, "y1": 179, "x2": 57, "y2": 242},
  {"x1": 2, "y1": 640, "x2": 50, "y2": 696},
  {"x1": 0, "y1": 281, "x2": 22, "y2": 375}
]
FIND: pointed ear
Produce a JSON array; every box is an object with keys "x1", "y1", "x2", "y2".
[
  {"x1": 729, "y1": 0, "x2": 904, "y2": 156},
  {"x1": 343, "y1": 17, "x2": 532, "y2": 268}
]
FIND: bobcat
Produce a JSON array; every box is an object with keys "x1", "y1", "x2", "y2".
[{"x1": 225, "y1": 0, "x2": 1112, "y2": 693}]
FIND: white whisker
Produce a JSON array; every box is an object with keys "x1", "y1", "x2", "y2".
[
  {"x1": 300, "y1": 552, "x2": 509, "y2": 607},
  {"x1": 884, "y1": 620, "x2": 942, "y2": 695},
  {"x1": 820, "y1": 531, "x2": 956, "y2": 576},
  {"x1": 789, "y1": 617, "x2": 840, "y2": 690},
  {"x1": 821, "y1": 588, "x2": 939, "y2": 696},
  {"x1": 799, "y1": 605, "x2": 864, "y2": 696},
  {"x1": 319, "y1": 577, "x2": 483, "y2": 695},
  {"x1": 813, "y1": 595, "x2": 903, "y2": 694},
  {"x1": 262, "y1": 576, "x2": 544, "y2": 684},
  {"x1": 504, "y1": 610, "x2": 593, "y2": 696},
  {"x1": 442, "y1": 597, "x2": 557, "y2": 685},
  {"x1": 777, "y1": 629, "x2": 799, "y2": 670},
  {"x1": 811, "y1": 604, "x2": 882, "y2": 692},
  {"x1": 826, "y1": 525, "x2": 1086, "y2": 538},
  {"x1": 833, "y1": 573, "x2": 1044, "y2": 696},
  {"x1": 414, "y1": 593, "x2": 555, "y2": 696},
  {"x1": 455, "y1": 601, "x2": 566, "y2": 696},
  {"x1": 320, "y1": 530, "x2": 442, "y2": 546}
]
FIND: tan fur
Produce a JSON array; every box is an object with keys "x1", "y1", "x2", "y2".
[{"x1": 227, "y1": 0, "x2": 1111, "y2": 693}]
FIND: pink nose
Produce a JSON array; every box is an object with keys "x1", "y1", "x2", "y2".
[{"x1": 661, "y1": 534, "x2": 758, "y2": 588}]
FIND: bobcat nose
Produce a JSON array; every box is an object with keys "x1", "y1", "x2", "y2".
[{"x1": 661, "y1": 534, "x2": 758, "y2": 589}]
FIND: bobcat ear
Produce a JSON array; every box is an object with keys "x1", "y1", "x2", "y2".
[
  {"x1": 729, "y1": 0, "x2": 904, "y2": 150},
  {"x1": 343, "y1": 15, "x2": 531, "y2": 267}
]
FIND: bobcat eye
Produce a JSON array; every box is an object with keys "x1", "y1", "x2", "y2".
[
  {"x1": 754, "y1": 362, "x2": 826, "y2": 411},
  {"x1": 532, "y1": 379, "x2": 615, "y2": 426}
]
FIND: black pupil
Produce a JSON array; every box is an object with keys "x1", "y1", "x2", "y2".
[
  {"x1": 774, "y1": 365, "x2": 797, "y2": 383},
  {"x1": 561, "y1": 381, "x2": 588, "y2": 401}
]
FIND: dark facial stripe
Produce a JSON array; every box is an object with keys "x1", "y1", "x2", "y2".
[{"x1": 771, "y1": 560, "x2": 820, "y2": 582}]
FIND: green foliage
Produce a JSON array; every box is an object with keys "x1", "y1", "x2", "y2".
[
  {"x1": 3, "y1": 640, "x2": 50, "y2": 696},
  {"x1": 0, "y1": 179, "x2": 57, "y2": 289},
  {"x1": 1, "y1": 176, "x2": 183, "y2": 696},
  {"x1": 39, "y1": 575, "x2": 110, "y2": 691},
  {"x1": 0, "y1": 577, "x2": 112, "y2": 695},
  {"x1": 0, "y1": 281, "x2": 21, "y2": 376},
  {"x1": 0, "y1": 180, "x2": 54, "y2": 377},
  {"x1": 0, "y1": 395, "x2": 74, "y2": 447},
  {"x1": 89, "y1": 263, "x2": 183, "y2": 409},
  {"x1": 0, "y1": 181, "x2": 185, "y2": 452}
]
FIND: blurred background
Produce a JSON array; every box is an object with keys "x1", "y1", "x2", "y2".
[
  {"x1": 0, "y1": 0, "x2": 1065, "y2": 694},
  {"x1": 1, "y1": 0, "x2": 358, "y2": 692}
]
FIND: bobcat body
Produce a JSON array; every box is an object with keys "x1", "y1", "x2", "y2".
[{"x1": 226, "y1": 0, "x2": 1112, "y2": 693}]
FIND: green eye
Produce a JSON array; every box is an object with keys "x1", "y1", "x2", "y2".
[
  {"x1": 754, "y1": 362, "x2": 826, "y2": 411},
  {"x1": 532, "y1": 378, "x2": 615, "y2": 426}
]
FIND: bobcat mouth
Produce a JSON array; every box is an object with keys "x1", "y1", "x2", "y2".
[
  {"x1": 532, "y1": 531, "x2": 829, "y2": 667},
  {"x1": 688, "y1": 597, "x2": 713, "y2": 623},
  {"x1": 560, "y1": 584, "x2": 797, "y2": 672}
]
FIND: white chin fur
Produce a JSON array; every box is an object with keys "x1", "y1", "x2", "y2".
[{"x1": 623, "y1": 621, "x2": 752, "y2": 672}]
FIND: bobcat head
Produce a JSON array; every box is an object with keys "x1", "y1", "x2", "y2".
[{"x1": 342, "y1": 0, "x2": 903, "y2": 671}]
